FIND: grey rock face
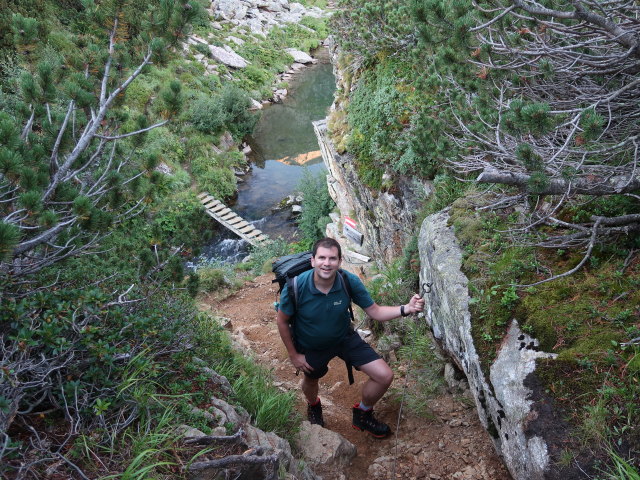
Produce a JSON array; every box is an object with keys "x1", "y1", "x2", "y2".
[
  {"x1": 418, "y1": 210, "x2": 557, "y2": 480},
  {"x1": 294, "y1": 421, "x2": 357, "y2": 470},
  {"x1": 313, "y1": 119, "x2": 425, "y2": 269},
  {"x1": 209, "y1": 45, "x2": 249, "y2": 68}
]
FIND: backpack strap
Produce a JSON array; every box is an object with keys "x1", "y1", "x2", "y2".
[
  {"x1": 336, "y1": 270, "x2": 355, "y2": 323},
  {"x1": 336, "y1": 270, "x2": 356, "y2": 385}
]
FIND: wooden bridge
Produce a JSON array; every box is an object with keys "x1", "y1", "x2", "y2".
[{"x1": 197, "y1": 193, "x2": 270, "y2": 247}]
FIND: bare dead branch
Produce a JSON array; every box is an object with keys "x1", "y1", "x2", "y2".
[
  {"x1": 188, "y1": 452, "x2": 279, "y2": 472},
  {"x1": 94, "y1": 119, "x2": 170, "y2": 140},
  {"x1": 477, "y1": 168, "x2": 640, "y2": 195},
  {"x1": 517, "y1": 217, "x2": 602, "y2": 287},
  {"x1": 621, "y1": 248, "x2": 637, "y2": 273},
  {"x1": 184, "y1": 429, "x2": 245, "y2": 446}
]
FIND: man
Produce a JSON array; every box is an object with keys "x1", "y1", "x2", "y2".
[{"x1": 276, "y1": 237, "x2": 425, "y2": 438}]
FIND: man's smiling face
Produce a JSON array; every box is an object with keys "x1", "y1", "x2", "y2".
[{"x1": 311, "y1": 246, "x2": 341, "y2": 282}]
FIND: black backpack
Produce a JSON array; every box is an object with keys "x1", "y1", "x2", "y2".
[{"x1": 272, "y1": 251, "x2": 356, "y2": 384}]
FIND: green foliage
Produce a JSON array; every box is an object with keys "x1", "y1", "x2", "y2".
[
  {"x1": 0, "y1": 0, "x2": 312, "y2": 475},
  {"x1": 420, "y1": 174, "x2": 469, "y2": 219},
  {"x1": 296, "y1": 169, "x2": 335, "y2": 247},
  {"x1": 190, "y1": 151, "x2": 239, "y2": 200},
  {"x1": 367, "y1": 258, "x2": 418, "y2": 309},
  {"x1": 0, "y1": 221, "x2": 20, "y2": 261},
  {"x1": 151, "y1": 191, "x2": 208, "y2": 248},
  {"x1": 160, "y1": 79, "x2": 183, "y2": 117},
  {"x1": 346, "y1": 61, "x2": 408, "y2": 179},
  {"x1": 516, "y1": 143, "x2": 543, "y2": 172},
  {"x1": 197, "y1": 267, "x2": 229, "y2": 292},
  {"x1": 580, "y1": 108, "x2": 605, "y2": 142},
  {"x1": 527, "y1": 171, "x2": 550, "y2": 194},
  {"x1": 392, "y1": 321, "x2": 445, "y2": 417},
  {"x1": 450, "y1": 191, "x2": 640, "y2": 457},
  {"x1": 187, "y1": 93, "x2": 225, "y2": 134},
  {"x1": 243, "y1": 238, "x2": 291, "y2": 275},
  {"x1": 124, "y1": 80, "x2": 155, "y2": 111},
  {"x1": 502, "y1": 100, "x2": 556, "y2": 136},
  {"x1": 215, "y1": 358, "x2": 299, "y2": 437},
  {"x1": 12, "y1": 13, "x2": 39, "y2": 47},
  {"x1": 218, "y1": 84, "x2": 258, "y2": 140},
  {"x1": 601, "y1": 450, "x2": 640, "y2": 479}
]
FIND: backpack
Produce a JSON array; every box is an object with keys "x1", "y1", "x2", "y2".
[{"x1": 272, "y1": 251, "x2": 356, "y2": 384}]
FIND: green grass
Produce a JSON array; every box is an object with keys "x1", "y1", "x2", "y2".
[
  {"x1": 391, "y1": 321, "x2": 445, "y2": 418},
  {"x1": 214, "y1": 357, "x2": 300, "y2": 438}
]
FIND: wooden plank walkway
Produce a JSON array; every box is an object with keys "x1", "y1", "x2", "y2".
[{"x1": 197, "y1": 192, "x2": 270, "y2": 247}]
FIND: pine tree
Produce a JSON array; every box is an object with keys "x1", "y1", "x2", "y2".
[
  {"x1": 0, "y1": 1, "x2": 197, "y2": 277},
  {"x1": 332, "y1": 0, "x2": 640, "y2": 256}
]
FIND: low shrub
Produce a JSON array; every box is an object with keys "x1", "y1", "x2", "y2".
[{"x1": 198, "y1": 267, "x2": 229, "y2": 292}]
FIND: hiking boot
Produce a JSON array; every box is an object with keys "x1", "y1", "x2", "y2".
[
  {"x1": 307, "y1": 399, "x2": 324, "y2": 427},
  {"x1": 352, "y1": 403, "x2": 391, "y2": 438}
]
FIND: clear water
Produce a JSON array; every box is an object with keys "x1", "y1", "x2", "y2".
[{"x1": 195, "y1": 49, "x2": 336, "y2": 263}]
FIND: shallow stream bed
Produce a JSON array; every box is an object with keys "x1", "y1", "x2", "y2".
[{"x1": 196, "y1": 48, "x2": 336, "y2": 263}]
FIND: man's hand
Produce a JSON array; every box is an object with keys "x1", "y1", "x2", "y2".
[
  {"x1": 407, "y1": 293, "x2": 425, "y2": 314},
  {"x1": 290, "y1": 352, "x2": 314, "y2": 374}
]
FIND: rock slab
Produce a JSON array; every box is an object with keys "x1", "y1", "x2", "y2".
[{"x1": 418, "y1": 210, "x2": 558, "y2": 480}]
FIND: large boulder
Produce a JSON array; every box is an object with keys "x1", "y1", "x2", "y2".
[
  {"x1": 294, "y1": 421, "x2": 357, "y2": 473},
  {"x1": 285, "y1": 48, "x2": 313, "y2": 64},
  {"x1": 418, "y1": 210, "x2": 559, "y2": 480},
  {"x1": 209, "y1": 45, "x2": 249, "y2": 68}
]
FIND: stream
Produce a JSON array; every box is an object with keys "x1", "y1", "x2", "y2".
[{"x1": 195, "y1": 49, "x2": 336, "y2": 263}]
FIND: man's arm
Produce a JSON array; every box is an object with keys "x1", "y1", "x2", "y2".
[
  {"x1": 276, "y1": 309, "x2": 314, "y2": 373},
  {"x1": 363, "y1": 293, "x2": 425, "y2": 322}
]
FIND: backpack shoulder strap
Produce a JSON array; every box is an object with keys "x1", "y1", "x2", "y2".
[
  {"x1": 285, "y1": 276, "x2": 298, "y2": 311},
  {"x1": 337, "y1": 269, "x2": 353, "y2": 298},
  {"x1": 336, "y1": 270, "x2": 356, "y2": 385},
  {"x1": 293, "y1": 275, "x2": 299, "y2": 309},
  {"x1": 336, "y1": 270, "x2": 355, "y2": 322}
]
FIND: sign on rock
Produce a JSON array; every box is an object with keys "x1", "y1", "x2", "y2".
[{"x1": 343, "y1": 216, "x2": 363, "y2": 246}]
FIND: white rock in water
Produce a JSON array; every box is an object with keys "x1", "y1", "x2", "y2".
[{"x1": 285, "y1": 48, "x2": 313, "y2": 64}]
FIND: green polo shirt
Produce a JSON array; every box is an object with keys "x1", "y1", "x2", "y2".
[{"x1": 279, "y1": 269, "x2": 374, "y2": 351}]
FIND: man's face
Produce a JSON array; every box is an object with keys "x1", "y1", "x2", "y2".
[{"x1": 311, "y1": 246, "x2": 341, "y2": 281}]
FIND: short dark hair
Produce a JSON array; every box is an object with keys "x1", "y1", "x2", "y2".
[{"x1": 312, "y1": 237, "x2": 342, "y2": 260}]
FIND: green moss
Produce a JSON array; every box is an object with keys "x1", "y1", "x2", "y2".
[{"x1": 536, "y1": 358, "x2": 603, "y2": 406}]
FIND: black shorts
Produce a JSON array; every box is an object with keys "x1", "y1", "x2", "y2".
[{"x1": 302, "y1": 330, "x2": 381, "y2": 380}]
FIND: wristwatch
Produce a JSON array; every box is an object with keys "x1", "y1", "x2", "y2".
[{"x1": 400, "y1": 305, "x2": 409, "y2": 317}]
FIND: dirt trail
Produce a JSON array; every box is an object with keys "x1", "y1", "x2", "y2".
[{"x1": 205, "y1": 274, "x2": 512, "y2": 480}]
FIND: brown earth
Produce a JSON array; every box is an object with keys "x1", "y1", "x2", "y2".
[{"x1": 204, "y1": 274, "x2": 513, "y2": 480}]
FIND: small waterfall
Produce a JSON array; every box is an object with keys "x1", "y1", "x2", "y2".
[{"x1": 188, "y1": 236, "x2": 250, "y2": 269}]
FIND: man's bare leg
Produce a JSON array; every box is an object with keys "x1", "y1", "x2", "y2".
[
  {"x1": 302, "y1": 375, "x2": 320, "y2": 404},
  {"x1": 358, "y1": 358, "x2": 394, "y2": 407}
]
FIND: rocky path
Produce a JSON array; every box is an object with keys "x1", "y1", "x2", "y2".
[{"x1": 205, "y1": 274, "x2": 512, "y2": 480}]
